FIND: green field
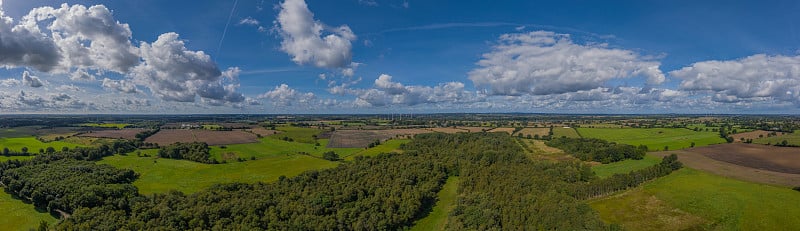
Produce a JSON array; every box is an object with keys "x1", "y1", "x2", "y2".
[
  {"x1": 591, "y1": 154, "x2": 661, "y2": 178},
  {"x1": 344, "y1": 139, "x2": 410, "y2": 160},
  {"x1": 590, "y1": 168, "x2": 800, "y2": 230},
  {"x1": 201, "y1": 124, "x2": 223, "y2": 130},
  {"x1": 79, "y1": 123, "x2": 132, "y2": 129},
  {"x1": 99, "y1": 154, "x2": 339, "y2": 194},
  {"x1": 0, "y1": 137, "x2": 87, "y2": 153},
  {"x1": 210, "y1": 138, "x2": 361, "y2": 161},
  {"x1": 578, "y1": 128, "x2": 725, "y2": 151},
  {"x1": 411, "y1": 176, "x2": 459, "y2": 231},
  {"x1": 0, "y1": 190, "x2": 57, "y2": 230},
  {"x1": 0, "y1": 126, "x2": 40, "y2": 138},
  {"x1": 753, "y1": 132, "x2": 800, "y2": 146},
  {"x1": 0, "y1": 156, "x2": 35, "y2": 161},
  {"x1": 552, "y1": 127, "x2": 580, "y2": 138},
  {"x1": 268, "y1": 126, "x2": 324, "y2": 144}
]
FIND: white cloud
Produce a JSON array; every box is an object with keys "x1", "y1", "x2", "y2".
[
  {"x1": 469, "y1": 31, "x2": 665, "y2": 96},
  {"x1": 70, "y1": 68, "x2": 95, "y2": 81},
  {"x1": 131, "y1": 32, "x2": 244, "y2": 104},
  {"x1": 102, "y1": 78, "x2": 139, "y2": 93},
  {"x1": 257, "y1": 84, "x2": 315, "y2": 106},
  {"x1": 345, "y1": 74, "x2": 483, "y2": 107},
  {"x1": 0, "y1": 3, "x2": 62, "y2": 72},
  {"x1": 238, "y1": 17, "x2": 260, "y2": 26},
  {"x1": 22, "y1": 71, "x2": 44, "y2": 88},
  {"x1": 275, "y1": 0, "x2": 356, "y2": 69},
  {"x1": 0, "y1": 78, "x2": 20, "y2": 87},
  {"x1": 671, "y1": 54, "x2": 800, "y2": 103}
]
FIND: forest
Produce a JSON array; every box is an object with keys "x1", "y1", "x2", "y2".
[
  {"x1": 157, "y1": 142, "x2": 213, "y2": 164},
  {"x1": 0, "y1": 132, "x2": 682, "y2": 230},
  {"x1": 546, "y1": 137, "x2": 647, "y2": 163}
]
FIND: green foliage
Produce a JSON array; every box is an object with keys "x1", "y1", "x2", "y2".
[
  {"x1": 546, "y1": 137, "x2": 647, "y2": 163},
  {"x1": 322, "y1": 151, "x2": 339, "y2": 161},
  {"x1": 572, "y1": 154, "x2": 682, "y2": 200},
  {"x1": 591, "y1": 168, "x2": 800, "y2": 230},
  {"x1": 158, "y1": 142, "x2": 213, "y2": 164},
  {"x1": 345, "y1": 139, "x2": 410, "y2": 160},
  {"x1": 0, "y1": 137, "x2": 87, "y2": 154},
  {"x1": 411, "y1": 176, "x2": 459, "y2": 231},
  {"x1": 578, "y1": 128, "x2": 726, "y2": 151}
]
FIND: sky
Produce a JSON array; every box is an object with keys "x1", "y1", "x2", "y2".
[{"x1": 1, "y1": 0, "x2": 800, "y2": 114}]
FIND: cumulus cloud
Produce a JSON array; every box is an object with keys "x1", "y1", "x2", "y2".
[
  {"x1": 469, "y1": 31, "x2": 665, "y2": 96},
  {"x1": 345, "y1": 74, "x2": 483, "y2": 107},
  {"x1": 102, "y1": 78, "x2": 139, "y2": 93},
  {"x1": 275, "y1": 0, "x2": 356, "y2": 69},
  {"x1": 70, "y1": 68, "x2": 95, "y2": 81},
  {"x1": 671, "y1": 54, "x2": 800, "y2": 103},
  {"x1": 0, "y1": 3, "x2": 62, "y2": 72},
  {"x1": 0, "y1": 78, "x2": 20, "y2": 87},
  {"x1": 257, "y1": 84, "x2": 315, "y2": 106},
  {"x1": 131, "y1": 32, "x2": 244, "y2": 103},
  {"x1": 22, "y1": 71, "x2": 44, "y2": 87}
]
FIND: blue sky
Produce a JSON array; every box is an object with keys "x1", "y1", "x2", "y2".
[{"x1": 1, "y1": 0, "x2": 800, "y2": 114}]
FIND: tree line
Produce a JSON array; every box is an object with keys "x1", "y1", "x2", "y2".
[
  {"x1": 545, "y1": 137, "x2": 647, "y2": 163},
  {"x1": 157, "y1": 142, "x2": 214, "y2": 164}
]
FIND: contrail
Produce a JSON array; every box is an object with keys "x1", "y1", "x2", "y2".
[{"x1": 216, "y1": 0, "x2": 239, "y2": 61}]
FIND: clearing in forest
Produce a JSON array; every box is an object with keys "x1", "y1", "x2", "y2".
[{"x1": 411, "y1": 176, "x2": 460, "y2": 231}]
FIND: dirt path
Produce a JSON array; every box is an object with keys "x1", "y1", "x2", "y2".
[{"x1": 651, "y1": 150, "x2": 800, "y2": 187}]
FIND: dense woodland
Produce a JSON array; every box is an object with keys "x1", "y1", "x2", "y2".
[
  {"x1": 546, "y1": 137, "x2": 647, "y2": 163},
  {"x1": 0, "y1": 132, "x2": 683, "y2": 230},
  {"x1": 157, "y1": 142, "x2": 213, "y2": 164}
]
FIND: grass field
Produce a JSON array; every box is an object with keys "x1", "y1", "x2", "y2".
[
  {"x1": 0, "y1": 156, "x2": 35, "y2": 161},
  {"x1": 210, "y1": 138, "x2": 361, "y2": 161},
  {"x1": 411, "y1": 176, "x2": 459, "y2": 231},
  {"x1": 753, "y1": 132, "x2": 800, "y2": 146},
  {"x1": 591, "y1": 154, "x2": 661, "y2": 178},
  {"x1": 79, "y1": 123, "x2": 132, "y2": 129},
  {"x1": 552, "y1": 127, "x2": 580, "y2": 138},
  {"x1": 0, "y1": 126, "x2": 40, "y2": 138},
  {"x1": 201, "y1": 124, "x2": 223, "y2": 130},
  {"x1": 99, "y1": 154, "x2": 339, "y2": 194},
  {"x1": 590, "y1": 168, "x2": 800, "y2": 230},
  {"x1": 0, "y1": 190, "x2": 56, "y2": 231},
  {"x1": 269, "y1": 126, "x2": 323, "y2": 144},
  {"x1": 0, "y1": 137, "x2": 87, "y2": 153},
  {"x1": 344, "y1": 139, "x2": 410, "y2": 161},
  {"x1": 578, "y1": 128, "x2": 725, "y2": 151}
]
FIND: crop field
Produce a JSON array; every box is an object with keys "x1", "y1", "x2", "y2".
[
  {"x1": 344, "y1": 139, "x2": 410, "y2": 160},
  {"x1": 268, "y1": 126, "x2": 324, "y2": 144},
  {"x1": 145, "y1": 129, "x2": 258, "y2": 146},
  {"x1": 487, "y1": 127, "x2": 515, "y2": 134},
  {"x1": 99, "y1": 154, "x2": 339, "y2": 194},
  {"x1": 694, "y1": 143, "x2": 800, "y2": 174},
  {"x1": 753, "y1": 132, "x2": 800, "y2": 146},
  {"x1": 577, "y1": 128, "x2": 725, "y2": 151},
  {"x1": 0, "y1": 126, "x2": 40, "y2": 137},
  {"x1": 652, "y1": 145, "x2": 800, "y2": 187},
  {"x1": 201, "y1": 124, "x2": 223, "y2": 130},
  {"x1": 327, "y1": 129, "x2": 429, "y2": 148},
  {"x1": 457, "y1": 127, "x2": 488, "y2": 133},
  {"x1": 591, "y1": 154, "x2": 661, "y2": 178},
  {"x1": 0, "y1": 137, "x2": 86, "y2": 152},
  {"x1": 590, "y1": 168, "x2": 800, "y2": 230},
  {"x1": 78, "y1": 128, "x2": 147, "y2": 140},
  {"x1": 244, "y1": 127, "x2": 281, "y2": 137},
  {"x1": 79, "y1": 123, "x2": 132, "y2": 129},
  {"x1": 0, "y1": 190, "x2": 56, "y2": 231},
  {"x1": 552, "y1": 127, "x2": 580, "y2": 138},
  {"x1": 411, "y1": 176, "x2": 459, "y2": 231},
  {"x1": 512, "y1": 128, "x2": 549, "y2": 138},
  {"x1": 730, "y1": 130, "x2": 783, "y2": 142},
  {"x1": 209, "y1": 138, "x2": 361, "y2": 160},
  {"x1": 426, "y1": 127, "x2": 468, "y2": 133}
]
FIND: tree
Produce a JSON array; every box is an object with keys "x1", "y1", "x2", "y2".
[
  {"x1": 46, "y1": 147, "x2": 56, "y2": 154},
  {"x1": 21, "y1": 147, "x2": 28, "y2": 154},
  {"x1": 663, "y1": 146, "x2": 669, "y2": 151},
  {"x1": 2, "y1": 147, "x2": 8, "y2": 156},
  {"x1": 322, "y1": 151, "x2": 340, "y2": 161},
  {"x1": 690, "y1": 142, "x2": 695, "y2": 148}
]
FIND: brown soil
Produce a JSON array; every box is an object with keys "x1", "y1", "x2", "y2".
[
  {"x1": 327, "y1": 129, "x2": 431, "y2": 148},
  {"x1": 488, "y1": 127, "x2": 516, "y2": 134},
  {"x1": 458, "y1": 127, "x2": 489, "y2": 133},
  {"x1": 78, "y1": 128, "x2": 147, "y2": 140},
  {"x1": 145, "y1": 129, "x2": 258, "y2": 146},
  {"x1": 651, "y1": 143, "x2": 800, "y2": 187},
  {"x1": 427, "y1": 127, "x2": 468, "y2": 133}
]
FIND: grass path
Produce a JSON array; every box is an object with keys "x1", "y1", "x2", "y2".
[{"x1": 411, "y1": 176, "x2": 460, "y2": 231}]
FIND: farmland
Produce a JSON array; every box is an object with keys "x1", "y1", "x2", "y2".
[
  {"x1": 99, "y1": 154, "x2": 338, "y2": 194},
  {"x1": 209, "y1": 138, "x2": 361, "y2": 160},
  {"x1": 512, "y1": 127, "x2": 549, "y2": 138},
  {"x1": 552, "y1": 127, "x2": 580, "y2": 138},
  {"x1": 79, "y1": 123, "x2": 132, "y2": 129},
  {"x1": 0, "y1": 137, "x2": 86, "y2": 152},
  {"x1": 592, "y1": 154, "x2": 662, "y2": 178},
  {"x1": 327, "y1": 129, "x2": 428, "y2": 148},
  {"x1": 487, "y1": 127, "x2": 515, "y2": 134},
  {"x1": 344, "y1": 139, "x2": 410, "y2": 160},
  {"x1": 590, "y1": 168, "x2": 800, "y2": 230},
  {"x1": 753, "y1": 131, "x2": 800, "y2": 146},
  {"x1": 730, "y1": 130, "x2": 783, "y2": 143},
  {"x1": 77, "y1": 128, "x2": 147, "y2": 139},
  {"x1": 145, "y1": 129, "x2": 258, "y2": 146},
  {"x1": 578, "y1": 128, "x2": 726, "y2": 151},
  {"x1": 268, "y1": 126, "x2": 323, "y2": 144}
]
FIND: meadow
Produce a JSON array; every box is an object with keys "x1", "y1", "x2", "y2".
[
  {"x1": 578, "y1": 128, "x2": 726, "y2": 151},
  {"x1": 411, "y1": 176, "x2": 459, "y2": 231},
  {"x1": 79, "y1": 123, "x2": 132, "y2": 129},
  {"x1": 210, "y1": 138, "x2": 361, "y2": 160},
  {"x1": 552, "y1": 127, "x2": 580, "y2": 138},
  {"x1": 591, "y1": 154, "x2": 661, "y2": 178},
  {"x1": 753, "y1": 132, "x2": 800, "y2": 146},
  {"x1": 268, "y1": 126, "x2": 324, "y2": 144},
  {"x1": 590, "y1": 168, "x2": 800, "y2": 230},
  {"x1": 0, "y1": 137, "x2": 87, "y2": 153},
  {"x1": 343, "y1": 139, "x2": 410, "y2": 160},
  {"x1": 0, "y1": 190, "x2": 56, "y2": 230},
  {"x1": 99, "y1": 154, "x2": 339, "y2": 194}
]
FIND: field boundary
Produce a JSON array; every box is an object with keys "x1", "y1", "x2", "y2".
[{"x1": 652, "y1": 150, "x2": 800, "y2": 187}]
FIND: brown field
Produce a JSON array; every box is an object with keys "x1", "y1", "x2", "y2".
[
  {"x1": 513, "y1": 128, "x2": 550, "y2": 137},
  {"x1": 327, "y1": 129, "x2": 430, "y2": 148},
  {"x1": 488, "y1": 127, "x2": 516, "y2": 134},
  {"x1": 731, "y1": 130, "x2": 784, "y2": 142},
  {"x1": 458, "y1": 127, "x2": 489, "y2": 132},
  {"x1": 145, "y1": 129, "x2": 258, "y2": 146},
  {"x1": 652, "y1": 143, "x2": 800, "y2": 187},
  {"x1": 243, "y1": 127, "x2": 281, "y2": 137},
  {"x1": 78, "y1": 128, "x2": 147, "y2": 140},
  {"x1": 427, "y1": 127, "x2": 468, "y2": 133}
]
